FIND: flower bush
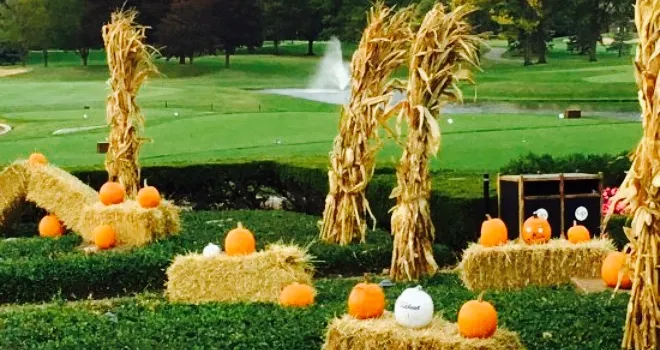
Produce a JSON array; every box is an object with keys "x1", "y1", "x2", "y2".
[{"x1": 602, "y1": 187, "x2": 629, "y2": 216}]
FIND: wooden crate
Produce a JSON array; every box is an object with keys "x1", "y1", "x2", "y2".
[
  {"x1": 497, "y1": 173, "x2": 603, "y2": 239},
  {"x1": 564, "y1": 109, "x2": 582, "y2": 119},
  {"x1": 96, "y1": 141, "x2": 109, "y2": 154}
]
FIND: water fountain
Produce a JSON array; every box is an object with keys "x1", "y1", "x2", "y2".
[{"x1": 262, "y1": 37, "x2": 353, "y2": 105}]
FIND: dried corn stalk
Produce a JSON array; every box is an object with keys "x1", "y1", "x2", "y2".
[
  {"x1": 319, "y1": 2, "x2": 414, "y2": 245},
  {"x1": 602, "y1": 1, "x2": 660, "y2": 348},
  {"x1": 102, "y1": 9, "x2": 159, "y2": 197},
  {"x1": 389, "y1": 4, "x2": 481, "y2": 281}
]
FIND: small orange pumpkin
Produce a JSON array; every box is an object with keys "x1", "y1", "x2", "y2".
[
  {"x1": 137, "y1": 183, "x2": 161, "y2": 208},
  {"x1": 224, "y1": 222, "x2": 256, "y2": 256},
  {"x1": 521, "y1": 213, "x2": 551, "y2": 244},
  {"x1": 38, "y1": 214, "x2": 64, "y2": 238},
  {"x1": 601, "y1": 251, "x2": 632, "y2": 289},
  {"x1": 458, "y1": 293, "x2": 498, "y2": 338},
  {"x1": 348, "y1": 275, "x2": 385, "y2": 319},
  {"x1": 279, "y1": 282, "x2": 316, "y2": 307},
  {"x1": 94, "y1": 225, "x2": 117, "y2": 249},
  {"x1": 479, "y1": 214, "x2": 508, "y2": 247},
  {"x1": 567, "y1": 221, "x2": 590, "y2": 244},
  {"x1": 29, "y1": 152, "x2": 47, "y2": 165},
  {"x1": 99, "y1": 182, "x2": 125, "y2": 205}
]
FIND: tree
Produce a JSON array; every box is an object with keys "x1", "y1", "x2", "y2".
[
  {"x1": 157, "y1": 0, "x2": 215, "y2": 64},
  {"x1": 294, "y1": 0, "x2": 326, "y2": 55},
  {"x1": 212, "y1": 0, "x2": 263, "y2": 68},
  {"x1": 42, "y1": 0, "x2": 85, "y2": 67},
  {"x1": 261, "y1": 0, "x2": 291, "y2": 55},
  {"x1": 0, "y1": 0, "x2": 48, "y2": 65}
]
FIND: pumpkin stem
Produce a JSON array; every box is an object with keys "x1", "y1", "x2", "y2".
[
  {"x1": 237, "y1": 222, "x2": 244, "y2": 229},
  {"x1": 485, "y1": 214, "x2": 492, "y2": 220},
  {"x1": 363, "y1": 273, "x2": 370, "y2": 283},
  {"x1": 143, "y1": 178, "x2": 148, "y2": 187},
  {"x1": 477, "y1": 291, "x2": 485, "y2": 302}
]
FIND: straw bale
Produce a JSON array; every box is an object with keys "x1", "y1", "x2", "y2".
[
  {"x1": 25, "y1": 162, "x2": 98, "y2": 233},
  {"x1": 323, "y1": 312, "x2": 524, "y2": 350},
  {"x1": 165, "y1": 244, "x2": 313, "y2": 304},
  {"x1": 0, "y1": 162, "x2": 29, "y2": 231},
  {"x1": 79, "y1": 199, "x2": 180, "y2": 247},
  {"x1": 459, "y1": 238, "x2": 615, "y2": 291}
]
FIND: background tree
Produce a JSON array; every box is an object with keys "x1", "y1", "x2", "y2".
[
  {"x1": 212, "y1": 0, "x2": 263, "y2": 68},
  {"x1": 262, "y1": 0, "x2": 293, "y2": 55},
  {"x1": 157, "y1": 0, "x2": 214, "y2": 64},
  {"x1": 0, "y1": 0, "x2": 48, "y2": 65}
]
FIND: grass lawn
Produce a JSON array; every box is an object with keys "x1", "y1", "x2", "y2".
[{"x1": 0, "y1": 40, "x2": 643, "y2": 172}]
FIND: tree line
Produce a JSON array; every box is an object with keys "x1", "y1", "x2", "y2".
[{"x1": 0, "y1": 0, "x2": 635, "y2": 68}]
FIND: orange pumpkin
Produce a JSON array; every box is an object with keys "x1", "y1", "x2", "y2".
[
  {"x1": 99, "y1": 182, "x2": 125, "y2": 205},
  {"x1": 224, "y1": 222, "x2": 256, "y2": 256},
  {"x1": 94, "y1": 225, "x2": 117, "y2": 249},
  {"x1": 479, "y1": 214, "x2": 508, "y2": 247},
  {"x1": 38, "y1": 214, "x2": 64, "y2": 238},
  {"x1": 348, "y1": 276, "x2": 385, "y2": 319},
  {"x1": 279, "y1": 282, "x2": 316, "y2": 307},
  {"x1": 567, "y1": 221, "x2": 590, "y2": 244},
  {"x1": 137, "y1": 184, "x2": 161, "y2": 208},
  {"x1": 521, "y1": 214, "x2": 551, "y2": 244},
  {"x1": 601, "y1": 251, "x2": 632, "y2": 289},
  {"x1": 28, "y1": 152, "x2": 47, "y2": 165},
  {"x1": 458, "y1": 294, "x2": 498, "y2": 338}
]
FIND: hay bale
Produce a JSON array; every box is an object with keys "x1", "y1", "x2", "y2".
[
  {"x1": 25, "y1": 162, "x2": 98, "y2": 233},
  {"x1": 0, "y1": 162, "x2": 29, "y2": 231},
  {"x1": 165, "y1": 244, "x2": 313, "y2": 304},
  {"x1": 323, "y1": 312, "x2": 524, "y2": 350},
  {"x1": 459, "y1": 238, "x2": 615, "y2": 291},
  {"x1": 79, "y1": 199, "x2": 180, "y2": 246}
]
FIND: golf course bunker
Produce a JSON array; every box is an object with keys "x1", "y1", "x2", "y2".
[
  {"x1": 0, "y1": 67, "x2": 30, "y2": 78},
  {"x1": 52, "y1": 125, "x2": 106, "y2": 135},
  {"x1": 0, "y1": 124, "x2": 11, "y2": 136}
]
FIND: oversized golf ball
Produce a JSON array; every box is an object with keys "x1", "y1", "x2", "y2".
[
  {"x1": 202, "y1": 243, "x2": 221, "y2": 258},
  {"x1": 394, "y1": 285, "x2": 434, "y2": 328}
]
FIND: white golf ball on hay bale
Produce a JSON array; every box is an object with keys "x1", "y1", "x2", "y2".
[{"x1": 394, "y1": 285, "x2": 434, "y2": 328}]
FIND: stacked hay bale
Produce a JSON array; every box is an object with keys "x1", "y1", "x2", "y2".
[
  {"x1": 323, "y1": 312, "x2": 523, "y2": 350},
  {"x1": 165, "y1": 244, "x2": 313, "y2": 304},
  {"x1": 0, "y1": 162, "x2": 29, "y2": 231},
  {"x1": 459, "y1": 239, "x2": 616, "y2": 291}
]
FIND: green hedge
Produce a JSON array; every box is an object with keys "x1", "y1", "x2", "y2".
[
  {"x1": 0, "y1": 210, "x2": 453, "y2": 304},
  {"x1": 0, "y1": 274, "x2": 628, "y2": 349}
]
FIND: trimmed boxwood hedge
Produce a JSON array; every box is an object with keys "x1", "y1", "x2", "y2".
[
  {"x1": 0, "y1": 210, "x2": 453, "y2": 305},
  {"x1": 0, "y1": 273, "x2": 628, "y2": 349}
]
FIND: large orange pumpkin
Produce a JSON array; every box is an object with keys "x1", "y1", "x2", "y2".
[
  {"x1": 94, "y1": 225, "x2": 117, "y2": 249},
  {"x1": 224, "y1": 222, "x2": 256, "y2": 256},
  {"x1": 601, "y1": 251, "x2": 632, "y2": 289},
  {"x1": 567, "y1": 221, "x2": 590, "y2": 244},
  {"x1": 348, "y1": 276, "x2": 385, "y2": 319},
  {"x1": 38, "y1": 215, "x2": 64, "y2": 238},
  {"x1": 28, "y1": 152, "x2": 47, "y2": 165},
  {"x1": 137, "y1": 184, "x2": 161, "y2": 208},
  {"x1": 458, "y1": 294, "x2": 498, "y2": 338},
  {"x1": 279, "y1": 282, "x2": 316, "y2": 307},
  {"x1": 521, "y1": 214, "x2": 551, "y2": 244},
  {"x1": 479, "y1": 214, "x2": 508, "y2": 247},
  {"x1": 99, "y1": 182, "x2": 126, "y2": 205}
]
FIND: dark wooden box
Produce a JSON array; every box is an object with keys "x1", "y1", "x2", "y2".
[
  {"x1": 97, "y1": 141, "x2": 109, "y2": 154},
  {"x1": 564, "y1": 109, "x2": 581, "y2": 119},
  {"x1": 497, "y1": 173, "x2": 603, "y2": 240}
]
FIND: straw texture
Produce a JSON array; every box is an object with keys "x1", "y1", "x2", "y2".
[
  {"x1": 323, "y1": 312, "x2": 524, "y2": 350},
  {"x1": 102, "y1": 9, "x2": 159, "y2": 197},
  {"x1": 0, "y1": 159, "x2": 180, "y2": 246},
  {"x1": 319, "y1": 2, "x2": 414, "y2": 245},
  {"x1": 459, "y1": 239, "x2": 615, "y2": 291},
  {"x1": 602, "y1": 1, "x2": 660, "y2": 347},
  {"x1": 0, "y1": 162, "x2": 29, "y2": 231},
  {"x1": 389, "y1": 4, "x2": 481, "y2": 282},
  {"x1": 25, "y1": 162, "x2": 98, "y2": 234},
  {"x1": 79, "y1": 200, "x2": 180, "y2": 247},
  {"x1": 165, "y1": 244, "x2": 314, "y2": 304}
]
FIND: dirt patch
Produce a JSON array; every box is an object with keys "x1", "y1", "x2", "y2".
[{"x1": 0, "y1": 67, "x2": 30, "y2": 78}]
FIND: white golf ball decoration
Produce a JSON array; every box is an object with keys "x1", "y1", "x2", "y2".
[
  {"x1": 447, "y1": 118, "x2": 454, "y2": 124},
  {"x1": 394, "y1": 285, "x2": 434, "y2": 329},
  {"x1": 202, "y1": 243, "x2": 221, "y2": 258}
]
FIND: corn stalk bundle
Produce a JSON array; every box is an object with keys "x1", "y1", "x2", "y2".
[
  {"x1": 319, "y1": 2, "x2": 413, "y2": 245},
  {"x1": 102, "y1": 9, "x2": 159, "y2": 197},
  {"x1": 389, "y1": 4, "x2": 481, "y2": 282},
  {"x1": 603, "y1": 1, "x2": 660, "y2": 348}
]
